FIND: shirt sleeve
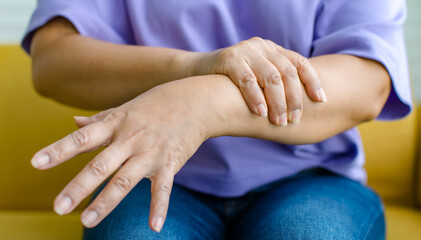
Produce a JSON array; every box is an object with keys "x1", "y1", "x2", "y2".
[
  {"x1": 312, "y1": 0, "x2": 412, "y2": 120},
  {"x1": 21, "y1": 0, "x2": 135, "y2": 54}
]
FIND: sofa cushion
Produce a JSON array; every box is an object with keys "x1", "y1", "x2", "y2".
[
  {"x1": 0, "y1": 211, "x2": 82, "y2": 240},
  {"x1": 0, "y1": 45, "x2": 97, "y2": 210},
  {"x1": 385, "y1": 205, "x2": 421, "y2": 240},
  {"x1": 360, "y1": 111, "x2": 418, "y2": 207}
]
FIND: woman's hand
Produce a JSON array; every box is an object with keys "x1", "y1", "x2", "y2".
[
  {"x1": 191, "y1": 37, "x2": 327, "y2": 126},
  {"x1": 30, "y1": 81, "x2": 210, "y2": 232}
]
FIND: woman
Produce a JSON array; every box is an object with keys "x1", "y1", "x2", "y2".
[{"x1": 23, "y1": 0, "x2": 411, "y2": 239}]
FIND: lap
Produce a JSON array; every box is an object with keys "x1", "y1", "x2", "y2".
[
  {"x1": 83, "y1": 179, "x2": 225, "y2": 240},
  {"x1": 84, "y1": 169, "x2": 385, "y2": 240},
  {"x1": 229, "y1": 170, "x2": 385, "y2": 240}
]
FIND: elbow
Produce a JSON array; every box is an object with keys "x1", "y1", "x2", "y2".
[
  {"x1": 362, "y1": 104, "x2": 381, "y2": 123},
  {"x1": 362, "y1": 78, "x2": 392, "y2": 123},
  {"x1": 31, "y1": 40, "x2": 55, "y2": 98},
  {"x1": 31, "y1": 64, "x2": 51, "y2": 97}
]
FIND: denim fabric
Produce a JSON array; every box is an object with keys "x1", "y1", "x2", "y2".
[{"x1": 84, "y1": 169, "x2": 385, "y2": 240}]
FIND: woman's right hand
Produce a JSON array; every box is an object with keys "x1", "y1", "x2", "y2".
[
  {"x1": 189, "y1": 37, "x2": 327, "y2": 126},
  {"x1": 31, "y1": 79, "x2": 214, "y2": 232}
]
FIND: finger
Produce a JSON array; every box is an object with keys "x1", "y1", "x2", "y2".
[
  {"x1": 149, "y1": 169, "x2": 175, "y2": 232},
  {"x1": 270, "y1": 54, "x2": 303, "y2": 124},
  {"x1": 276, "y1": 46, "x2": 327, "y2": 102},
  {"x1": 53, "y1": 143, "x2": 131, "y2": 216},
  {"x1": 80, "y1": 155, "x2": 148, "y2": 228},
  {"x1": 227, "y1": 60, "x2": 268, "y2": 117},
  {"x1": 31, "y1": 120, "x2": 114, "y2": 170},
  {"x1": 248, "y1": 55, "x2": 288, "y2": 126},
  {"x1": 74, "y1": 109, "x2": 114, "y2": 128},
  {"x1": 74, "y1": 116, "x2": 91, "y2": 128}
]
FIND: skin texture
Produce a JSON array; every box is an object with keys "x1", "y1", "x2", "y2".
[
  {"x1": 190, "y1": 37, "x2": 327, "y2": 125},
  {"x1": 30, "y1": 18, "x2": 391, "y2": 232},
  {"x1": 31, "y1": 17, "x2": 325, "y2": 125}
]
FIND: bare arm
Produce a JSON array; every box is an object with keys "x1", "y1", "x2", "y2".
[
  {"x1": 192, "y1": 54, "x2": 390, "y2": 144},
  {"x1": 31, "y1": 53, "x2": 391, "y2": 231},
  {"x1": 30, "y1": 17, "x2": 196, "y2": 109},
  {"x1": 31, "y1": 18, "x2": 325, "y2": 126}
]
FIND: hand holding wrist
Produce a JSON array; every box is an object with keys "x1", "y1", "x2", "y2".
[{"x1": 185, "y1": 37, "x2": 327, "y2": 127}]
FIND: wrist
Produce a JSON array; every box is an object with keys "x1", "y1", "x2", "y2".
[
  {"x1": 158, "y1": 75, "x2": 239, "y2": 139},
  {"x1": 177, "y1": 75, "x2": 249, "y2": 138},
  {"x1": 177, "y1": 50, "x2": 224, "y2": 78},
  {"x1": 171, "y1": 51, "x2": 204, "y2": 78}
]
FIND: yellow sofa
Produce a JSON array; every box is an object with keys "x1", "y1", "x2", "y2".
[{"x1": 1, "y1": 45, "x2": 420, "y2": 239}]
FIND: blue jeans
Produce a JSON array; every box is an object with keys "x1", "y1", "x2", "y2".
[{"x1": 83, "y1": 169, "x2": 385, "y2": 240}]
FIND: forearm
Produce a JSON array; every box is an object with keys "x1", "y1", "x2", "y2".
[
  {"x1": 185, "y1": 54, "x2": 390, "y2": 144},
  {"x1": 31, "y1": 18, "x2": 198, "y2": 109}
]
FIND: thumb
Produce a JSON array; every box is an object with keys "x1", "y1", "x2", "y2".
[{"x1": 73, "y1": 116, "x2": 94, "y2": 128}]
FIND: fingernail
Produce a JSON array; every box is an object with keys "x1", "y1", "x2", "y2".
[
  {"x1": 152, "y1": 216, "x2": 164, "y2": 232},
  {"x1": 54, "y1": 196, "x2": 72, "y2": 215},
  {"x1": 82, "y1": 210, "x2": 98, "y2": 228},
  {"x1": 31, "y1": 154, "x2": 50, "y2": 168},
  {"x1": 256, "y1": 104, "x2": 267, "y2": 117},
  {"x1": 318, "y1": 88, "x2": 327, "y2": 102},
  {"x1": 292, "y1": 109, "x2": 301, "y2": 125},
  {"x1": 280, "y1": 113, "x2": 288, "y2": 127}
]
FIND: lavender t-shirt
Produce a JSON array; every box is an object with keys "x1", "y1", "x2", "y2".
[{"x1": 22, "y1": 0, "x2": 412, "y2": 197}]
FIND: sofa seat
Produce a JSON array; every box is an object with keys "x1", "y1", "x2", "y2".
[
  {"x1": 385, "y1": 205, "x2": 421, "y2": 240},
  {"x1": 1, "y1": 45, "x2": 421, "y2": 239},
  {"x1": 0, "y1": 211, "x2": 83, "y2": 240}
]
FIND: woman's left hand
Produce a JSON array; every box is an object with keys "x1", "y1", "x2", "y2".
[
  {"x1": 189, "y1": 37, "x2": 326, "y2": 126},
  {"x1": 30, "y1": 81, "x2": 210, "y2": 232}
]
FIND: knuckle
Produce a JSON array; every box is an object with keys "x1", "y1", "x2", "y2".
[
  {"x1": 48, "y1": 146, "x2": 63, "y2": 163},
  {"x1": 96, "y1": 110, "x2": 109, "y2": 120},
  {"x1": 72, "y1": 180, "x2": 89, "y2": 196},
  {"x1": 70, "y1": 130, "x2": 90, "y2": 148},
  {"x1": 112, "y1": 174, "x2": 133, "y2": 193},
  {"x1": 236, "y1": 40, "x2": 248, "y2": 48},
  {"x1": 95, "y1": 198, "x2": 112, "y2": 213},
  {"x1": 156, "y1": 182, "x2": 172, "y2": 195},
  {"x1": 104, "y1": 111, "x2": 127, "y2": 128},
  {"x1": 277, "y1": 102, "x2": 288, "y2": 113},
  {"x1": 283, "y1": 64, "x2": 298, "y2": 79},
  {"x1": 165, "y1": 166, "x2": 179, "y2": 177},
  {"x1": 152, "y1": 202, "x2": 168, "y2": 214},
  {"x1": 250, "y1": 36, "x2": 264, "y2": 44},
  {"x1": 269, "y1": 100, "x2": 287, "y2": 114},
  {"x1": 264, "y1": 39, "x2": 274, "y2": 45},
  {"x1": 163, "y1": 159, "x2": 180, "y2": 174},
  {"x1": 87, "y1": 158, "x2": 109, "y2": 178},
  {"x1": 296, "y1": 56, "x2": 310, "y2": 70},
  {"x1": 287, "y1": 96, "x2": 302, "y2": 110},
  {"x1": 238, "y1": 40, "x2": 255, "y2": 50},
  {"x1": 267, "y1": 71, "x2": 283, "y2": 86},
  {"x1": 239, "y1": 73, "x2": 257, "y2": 86}
]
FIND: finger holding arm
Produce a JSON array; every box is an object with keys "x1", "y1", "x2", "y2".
[
  {"x1": 73, "y1": 54, "x2": 391, "y2": 228},
  {"x1": 197, "y1": 54, "x2": 391, "y2": 144},
  {"x1": 273, "y1": 44, "x2": 327, "y2": 103},
  {"x1": 31, "y1": 16, "x2": 324, "y2": 125},
  {"x1": 193, "y1": 37, "x2": 326, "y2": 126},
  {"x1": 30, "y1": 54, "x2": 391, "y2": 232}
]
